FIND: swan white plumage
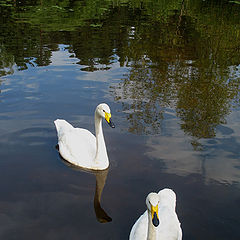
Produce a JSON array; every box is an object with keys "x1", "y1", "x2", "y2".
[
  {"x1": 129, "y1": 188, "x2": 182, "y2": 240},
  {"x1": 54, "y1": 103, "x2": 115, "y2": 170}
]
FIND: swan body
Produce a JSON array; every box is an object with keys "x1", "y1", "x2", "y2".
[
  {"x1": 129, "y1": 188, "x2": 182, "y2": 240},
  {"x1": 54, "y1": 103, "x2": 114, "y2": 170}
]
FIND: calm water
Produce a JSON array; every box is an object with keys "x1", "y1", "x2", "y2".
[{"x1": 0, "y1": 0, "x2": 240, "y2": 239}]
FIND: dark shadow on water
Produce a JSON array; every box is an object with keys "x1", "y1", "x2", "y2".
[{"x1": 56, "y1": 144, "x2": 112, "y2": 223}]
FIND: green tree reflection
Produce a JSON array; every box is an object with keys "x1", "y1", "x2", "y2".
[
  {"x1": 0, "y1": 0, "x2": 240, "y2": 140},
  {"x1": 113, "y1": 1, "x2": 240, "y2": 139}
]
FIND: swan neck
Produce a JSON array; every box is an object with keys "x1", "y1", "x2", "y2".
[
  {"x1": 95, "y1": 111, "x2": 103, "y2": 137},
  {"x1": 94, "y1": 111, "x2": 108, "y2": 162},
  {"x1": 147, "y1": 209, "x2": 158, "y2": 240}
]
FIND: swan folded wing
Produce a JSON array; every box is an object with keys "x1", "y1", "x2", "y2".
[
  {"x1": 157, "y1": 188, "x2": 182, "y2": 239},
  {"x1": 54, "y1": 119, "x2": 74, "y2": 139},
  {"x1": 177, "y1": 225, "x2": 182, "y2": 240},
  {"x1": 129, "y1": 211, "x2": 148, "y2": 240},
  {"x1": 158, "y1": 188, "x2": 176, "y2": 210},
  {"x1": 58, "y1": 128, "x2": 96, "y2": 167},
  {"x1": 158, "y1": 207, "x2": 182, "y2": 240}
]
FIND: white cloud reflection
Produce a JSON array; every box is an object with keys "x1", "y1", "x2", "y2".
[
  {"x1": 145, "y1": 109, "x2": 240, "y2": 185},
  {"x1": 50, "y1": 45, "x2": 78, "y2": 66}
]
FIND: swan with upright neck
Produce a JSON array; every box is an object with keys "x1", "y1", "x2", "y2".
[
  {"x1": 129, "y1": 188, "x2": 182, "y2": 240},
  {"x1": 54, "y1": 103, "x2": 115, "y2": 170}
]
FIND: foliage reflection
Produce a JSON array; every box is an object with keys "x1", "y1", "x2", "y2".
[{"x1": 0, "y1": 0, "x2": 240, "y2": 140}]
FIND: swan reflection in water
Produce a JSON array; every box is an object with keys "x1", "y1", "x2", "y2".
[
  {"x1": 93, "y1": 168, "x2": 112, "y2": 223},
  {"x1": 58, "y1": 150, "x2": 112, "y2": 223}
]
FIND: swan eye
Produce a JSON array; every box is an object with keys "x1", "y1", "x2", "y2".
[{"x1": 103, "y1": 110, "x2": 105, "y2": 112}]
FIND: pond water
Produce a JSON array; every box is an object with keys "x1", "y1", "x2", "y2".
[{"x1": 0, "y1": 0, "x2": 240, "y2": 239}]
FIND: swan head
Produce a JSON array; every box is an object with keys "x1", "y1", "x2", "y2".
[
  {"x1": 96, "y1": 103, "x2": 115, "y2": 128},
  {"x1": 146, "y1": 192, "x2": 160, "y2": 227}
]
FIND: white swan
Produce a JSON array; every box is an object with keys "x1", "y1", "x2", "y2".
[
  {"x1": 129, "y1": 188, "x2": 182, "y2": 240},
  {"x1": 54, "y1": 103, "x2": 115, "y2": 170}
]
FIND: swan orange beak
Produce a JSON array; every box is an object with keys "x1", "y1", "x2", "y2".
[
  {"x1": 151, "y1": 205, "x2": 159, "y2": 227},
  {"x1": 105, "y1": 112, "x2": 115, "y2": 128}
]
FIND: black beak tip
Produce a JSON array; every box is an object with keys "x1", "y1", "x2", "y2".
[
  {"x1": 107, "y1": 119, "x2": 115, "y2": 128},
  {"x1": 152, "y1": 212, "x2": 159, "y2": 227},
  {"x1": 109, "y1": 122, "x2": 115, "y2": 128}
]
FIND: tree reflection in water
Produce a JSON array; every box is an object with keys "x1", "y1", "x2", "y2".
[
  {"x1": 0, "y1": 0, "x2": 240, "y2": 142},
  {"x1": 112, "y1": 4, "x2": 240, "y2": 143}
]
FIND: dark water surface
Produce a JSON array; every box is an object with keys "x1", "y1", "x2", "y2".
[{"x1": 0, "y1": 0, "x2": 240, "y2": 239}]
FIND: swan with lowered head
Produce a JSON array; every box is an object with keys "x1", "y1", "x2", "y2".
[
  {"x1": 129, "y1": 188, "x2": 182, "y2": 240},
  {"x1": 54, "y1": 103, "x2": 115, "y2": 170}
]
